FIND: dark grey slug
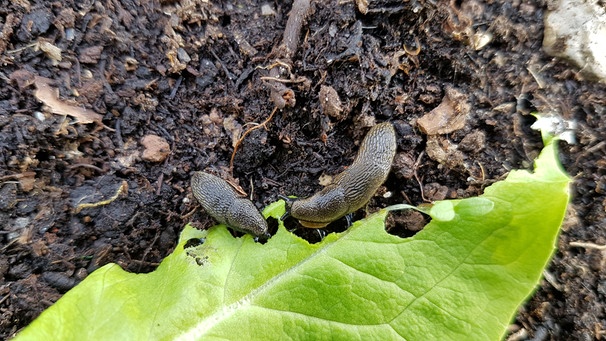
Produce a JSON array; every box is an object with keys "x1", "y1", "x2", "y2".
[
  {"x1": 191, "y1": 172, "x2": 270, "y2": 238},
  {"x1": 285, "y1": 122, "x2": 397, "y2": 228}
]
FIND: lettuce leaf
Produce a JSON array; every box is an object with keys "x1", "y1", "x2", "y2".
[{"x1": 15, "y1": 135, "x2": 569, "y2": 340}]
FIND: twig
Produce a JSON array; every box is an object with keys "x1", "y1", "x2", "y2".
[
  {"x1": 66, "y1": 164, "x2": 105, "y2": 173},
  {"x1": 156, "y1": 173, "x2": 164, "y2": 196},
  {"x1": 256, "y1": 60, "x2": 292, "y2": 72},
  {"x1": 249, "y1": 177, "x2": 254, "y2": 201},
  {"x1": 259, "y1": 76, "x2": 307, "y2": 84},
  {"x1": 74, "y1": 180, "x2": 128, "y2": 213},
  {"x1": 569, "y1": 241, "x2": 606, "y2": 250},
  {"x1": 542, "y1": 270, "x2": 562, "y2": 291},
  {"x1": 0, "y1": 172, "x2": 36, "y2": 181},
  {"x1": 180, "y1": 206, "x2": 198, "y2": 220},
  {"x1": 264, "y1": 0, "x2": 312, "y2": 109},
  {"x1": 280, "y1": 0, "x2": 311, "y2": 59},
  {"x1": 115, "y1": 118, "x2": 124, "y2": 148},
  {"x1": 413, "y1": 152, "x2": 428, "y2": 202},
  {"x1": 169, "y1": 75, "x2": 183, "y2": 99},
  {"x1": 138, "y1": 230, "x2": 160, "y2": 272},
  {"x1": 472, "y1": 160, "x2": 486, "y2": 182},
  {"x1": 5, "y1": 42, "x2": 37, "y2": 54},
  {"x1": 210, "y1": 48, "x2": 235, "y2": 86},
  {"x1": 403, "y1": 36, "x2": 421, "y2": 56},
  {"x1": 230, "y1": 106, "x2": 278, "y2": 172},
  {"x1": 0, "y1": 293, "x2": 9, "y2": 306}
]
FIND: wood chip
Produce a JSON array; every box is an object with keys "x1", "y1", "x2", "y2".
[
  {"x1": 319, "y1": 85, "x2": 345, "y2": 120},
  {"x1": 78, "y1": 46, "x2": 104, "y2": 64},
  {"x1": 355, "y1": 0, "x2": 369, "y2": 14},
  {"x1": 9, "y1": 69, "x2": 35, "y2": 90},
  {"x1": 38, "y1": 41, "x2": 62, "y2": 62},
  {"x1": 34, "y1": 76, "x2": 103, "y2": 124},
  {"x1": 417, "y1": 87, "x2": 470, "y2": 135}
]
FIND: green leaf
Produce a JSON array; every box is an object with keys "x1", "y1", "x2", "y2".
[{"x1": 15, "y1": 137, "x2": 569, "y2": 340}]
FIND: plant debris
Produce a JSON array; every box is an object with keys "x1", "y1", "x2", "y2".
[
  {"x1": 1, "y1": 0, "x2": 605, "y2": 339},
  {"x1": 33, "y1": 76, "x2": 103, "y2": 124},
  {"x1": 417, "y1": 87, "x2": 469, "y2": 135}
]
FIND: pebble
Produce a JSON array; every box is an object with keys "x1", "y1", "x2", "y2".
[
  {"x1": 261, "y1": 4, "x2": 276, "y2": 16},
  {"x1": 141, "y1": 135, "x2": 171, "y2": 162}
]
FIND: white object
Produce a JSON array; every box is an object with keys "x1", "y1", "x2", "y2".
[{"x1": 543, "y1": 0, "x2": 606, "y2": 82}]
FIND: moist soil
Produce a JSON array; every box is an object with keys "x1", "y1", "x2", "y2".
[{"x1": 1, "y1": 0, "x2": 605, "y2": 339}]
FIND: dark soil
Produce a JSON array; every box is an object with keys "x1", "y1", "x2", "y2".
[{"x1": 1, "y1": 0, "x2": 605, "y2": 339}]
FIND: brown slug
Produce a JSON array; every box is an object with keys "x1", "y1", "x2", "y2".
[
  {"x1": 284, "y1": 122, "x2": 397, "y2": 228},
  {"x1": 191, "y1": 172, "x2": 270, "y2": 238}
]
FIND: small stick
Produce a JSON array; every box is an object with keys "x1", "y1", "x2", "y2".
[
  {"x1": 74, "y1": 180, "x2": 128, "y2": 213},
  {"x1": 230, "y1": 106, "x2": 279, "y2": 172},
  {"x1": 265, "y1": 0, "x2": 312, "y2": 109},
  {"x1": 0, "y1": 172, "x2": 36, "y2": 181},
  {"x1": 413, "y1": 152, "x2": 428, "y2": 202},
  {"x1": 66, "y1": 164, "x2": 105, "y2": 173},
  {"x1": 281, "y1": 0, "x2": 311, "y2": 59},
  {"x1": 569, "y1": 241, "x2": 606, "y2": 250},
  {"x1": 259, "y1": 76, "x2": 307, "y2": 84}
]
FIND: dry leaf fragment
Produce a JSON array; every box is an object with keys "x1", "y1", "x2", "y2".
[
  {"x1": 233, "y1": 29, "x2": 258, "y2": 56},
  {"x1": 425, "y1": 135, "x2": 465, "y2": 169},
  {"x1": 223, "y1": 115, "x2": 243, "y2": 149},
  {"x1": 18, "y1": 172, "x2": 36, "y2": 192},
  {"x1": 417, "y1": 87, "x2": 470, "y2": 135},
  {"x1": 319, "y1": 85, "x2": 345, "y2": 120},
  {"x1": 9, "y1": 69, "x2": 35, "y2": 90},
  {"x1": 355, "y1": 0, "x2": 369, "y2": 14},
  {"x1": 38, "y1": 41, "x2": 62, "y2": 62},
  {"x1": 34, "y1": 76, "x2": 103, "y2": 124},
  {"x1": 79, "y1": 46, "x2": 104, "y2": 64}
]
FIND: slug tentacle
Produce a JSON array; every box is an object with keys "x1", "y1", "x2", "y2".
[
  {"x1": 191, "y1": 172, "x2": 270, "y2": 238},
  {"x1": 286, "y1": 122, "x2": 397, "y2": 228}
]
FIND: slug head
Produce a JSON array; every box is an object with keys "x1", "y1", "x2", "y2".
[
  {"x1": 191, "y1": 171, "x2": 270, "y2": 239},
  {"x1": 278, "y1": 195, "x2": 295, "y2": 221},
  {"x1": 226, "y1": 199, "x2": 270, "y2": 238},
  {"x1": 288, "y1": 186, "x2": 349, "y2": 228}
]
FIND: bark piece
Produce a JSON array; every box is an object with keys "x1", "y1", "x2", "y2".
[{"x1": 417, "y1": 87, "x2": 469, "y2": 135}]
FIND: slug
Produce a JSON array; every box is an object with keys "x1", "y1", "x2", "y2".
[
  {"x1": 284, "y1": 122, "x2": 397, "y2": 228},
  {"x1": 191, "y1": 172, "x2": 270, "y2": 238}
]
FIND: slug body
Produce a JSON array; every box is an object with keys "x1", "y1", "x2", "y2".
[
  {"x1": 289, "y1": 122, "x2": 397, "y2": 228},
  {"x1": 191, "y1": 172, "x2": 269, "y2": 238}
]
